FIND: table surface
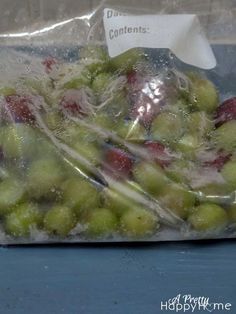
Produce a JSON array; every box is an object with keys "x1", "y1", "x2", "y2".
[{"x1": 0, "y1": 240, "x2": 235, "y2": 314}]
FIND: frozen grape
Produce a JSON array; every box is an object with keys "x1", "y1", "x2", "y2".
[
  {"x1": 92, "y1": 73, "x2": 113, "y2": 94},
  {"x1": 187, "y1": 111, "x2": 214, "y2": 137},
  {"x1": 189, "y1": 74, "x2": 219, "y2": 113},
  {"x1": 63, "y1": 70, "x2": 92, "y2": 89},
  {"x1": 133, "y1": 162, "x2": 167, "y2": 196},
  {"x1": 103, "y1": 90, "x2": 129, "y2": 118},
  {"x1": 44, "y1": 206, "x2": 76, "y2": 237},
  {"x1": 215, "y1": 97, "x2": 236, "y2": 127},
  {"x1": 116, "y1": 120, "x2": 146, "y2": 141},
  {"x1": 188, "y1": 203, "x2": 228, "y2": 231},
  {"x1": 2, "y1": 125, "x2": 37, "y2": 159},
  {"x1": 80, "y1": 46, "x2": 109, "y2": 75},
  {"x1": 110, "y1": 48, "x2": 144, "y2": 72},
  {"x1": 175, "y1": 134, "x2": 200, "y2": 158},
  {"x1": 3, "y1": 95, "x2": 35, "y2": 123},
  {"x1": 0, "y1": 179, "x2": 25, "y2": 216},
  {"x1": 0, "y1": 87, "x2": 16, "y2": 96},
  {"x1": 90, "y1": 113, "x2": 114, "y2": 131},
  {"x1": 221, "y1": 160, "x2": 236, "y2": 189},
  {"x1": 5, "y1": 203, "x2": 42, "y2": 237},
  {"x1": 104, "y1": 188, "x2": 135, "y2": 217},
  {"x1": 62, "y1": 178, "x2": 102, "y2": 216},
  {"x1": 212, "y1": 120, "x2": 236, "y2": 152},
  {"x1": 27, "y1": 158, "x2": 64, "y2": 199},
  {"x1": 144, "y1": 141, "x2": 172, "y2": 167},
  {"x1": 59, "y1": 89, "x2": 92, "y2": 118},
  {"x1": 73, "y1": 141, "x2": 101, "y2": 166},
  {"x1": 227, "y1": 205, "x2": 236, "y2": 223},
  {"x1": 103, "y1": 148, "x2": 133, "y2": 180},
  {"x1": 151, "y1": 112, "x2": 184, "y2": 143},
  {"x1": 42, "y1": 56, "x2": 58, "y2": 74},
  {"x1": 84, "y1": 208, "x2": 118, "y2": 237},
  {"x1": 204, "y1": 151, "x2": 231, "y2": 171},
  {"x1": 196, "y1": 183, "x2": 233, "y2": 204},
  {"x1": 120, "y1": 207, "x2": 158, "y2": 238},
  {"x1": 165, "y1": 160, "x2": 191, "y2": 184},
  {"x1": 80, "y1": 45, "x2": 108, "y2": 62},
  {"x1": 44, "y1": 111, "x2": 63, "y2": 130},
  {"x1": 158, "y1": 184, "x2": 195, "y2": 219}
]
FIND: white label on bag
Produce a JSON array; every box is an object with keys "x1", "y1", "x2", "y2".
[{"x1": 103, "y1": 8, "x2": 216, "y2": 69}]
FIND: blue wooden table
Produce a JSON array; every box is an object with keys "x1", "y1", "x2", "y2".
[{"x1": 0, "y1": 240, "x2": 235, "y2": 314}]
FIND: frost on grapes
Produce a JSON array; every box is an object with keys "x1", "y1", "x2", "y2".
[
  {"x1": 70, "y1": 223, "x2": 88, "y2": 236},
  {"x1": 97, "y1": 75, "x2": 127, "y2": 110},
  {"x1": 30, "y1": 226, "x2": 49, "y2": 242}
]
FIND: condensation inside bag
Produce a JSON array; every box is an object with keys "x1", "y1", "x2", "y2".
[{"x1": 0, "y1": 0, "x2": 235, "y2": 244}]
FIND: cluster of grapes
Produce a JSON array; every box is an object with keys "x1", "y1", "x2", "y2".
[{"x1": 0, "y1": 45, "x2": 236, "y2": 242}]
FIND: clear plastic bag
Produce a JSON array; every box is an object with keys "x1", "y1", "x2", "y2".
[{"x1": 0, "y1": 0, "x2": 235, "y2": 244}]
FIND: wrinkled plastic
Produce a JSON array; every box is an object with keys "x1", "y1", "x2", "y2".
[{"x1": 0, "y1": 0, "x2": 235, "y2": 244}]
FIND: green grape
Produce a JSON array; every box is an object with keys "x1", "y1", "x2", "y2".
[
  {"x1": 212, "y1": 120, "x2": 236, "y2": 152},
  {"x1": 2, "y1": 125, "x2": 37, "y2": 159},
  {"x1": 73, "y1": 141, "x2": 101, "y2": 166},
  {"x1": 59, "y1": 123, "x2": 96, "y2": 145},
  {"x1": 115, "y1": 120, "x2": 146, "y2": 141},
  {"x1": 44, "y1": 111, "x2": 63, "y2": 131},
  {"x1": 92, "y1": 73, "x2": 114, "y2": 94},
  {"x1": 227, "y1": 205, "x2": 236, "y2": 223},
  {"x1": 120, "y1": 207, "x2": 158, "y2": 238},
  {"x1": 133, "y1": 162, "x2": 168, "y2": 196},
  {"x1": 84, "y1": 208, "x2": 118, "y2": 237},
  {"x1": 151, "y1": 112, "x2": 184, "y2": 144},
  {"x1": 80, "y1": 46, "x2": 109, "y2": 75},
  {"x1": 0, "y1": 87, "x2": 16, "y2": 96},
  {"x1": 158, "y1": 184, "x2": 196, "y2": 219},
  {"x1": 0, "y1": 179, "x2": 25, "y2": 216},
  {"x1": 0, "y1": 167, "x2": 11, "y2": 181},
  {"x1": 188, "y1": 74, "x2": 219, "y2": 113},
  {"x1": 221, "y1": 160, "x2": 236, "y2": 189},
  {"x1": 169, "y1": 99, "x2": 190, "y2": 115},
  {"x1": 103, "y1": 90, "x2": 129, "y2": 118},
  {"x1": 196, "y1": 183, "x2": 233, "y2": 204},
  {"x1": 35, "y1": 136, "x2": 58, "y2": 160},
  {"x1": 175, "y1": 134, "x2": 201, "y2": 158},
  {"x1": 62, "y1": 178, "x2": 102, "y2": 216},
  {"x1": 80, "y1": 45, "x2": 109, "y2": 61},
  {"x1": 27, "y1": 157, "x2": 64, "y2": 199},
  {"x1": 5, "y1": 203, "x2": 42, "y2": 237},
  {"x1": 90, "y1": 113, "x2": 114, "y2": 131},
  {"x1": 188, "y1": 203, "x2": 228, "y2": 231},
  {"x1": 165, "y1": 160, "x2": 191, "y2": 184},
  {"x1": 44, "y1": 205, "x2": 76, "y2": 237},
  {"x1": 63, "y1": 70, "x2": 92, "y2": 89},
  {"x1": 187, "y1": 111, "x2": 214, "y2": 137},
  {"x1": 24, "y1": 78, "x2": 55, "y2": 106},
  {"x1": 103, "y1": 188, "x2": 136, "y2": 217},
  {"x1": 110, "y1": 48, "x2": 144, "y2": 72}
]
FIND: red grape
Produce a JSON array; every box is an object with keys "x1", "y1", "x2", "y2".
[
  {"x1": 215, "y1": 97, "x2": 236, "y2": 127},
  {"x1": 144, "y1": 141, "x2": 172, "y2": 167},
  {"x1": 204, "y1": 151, "x2": 232, "y2": 171},
  {"x1": 42, "y1": 56, "x2": 58, "y2": 74},
  {"x1": 103, "y1": 148, "x2": 133, "y2": 179},
  {"x1": 59, "y1": 90, "x2": 90, "y2": 118},
  {"x1": 127, "y1": 70, "x2": 147, "y2": 92},
  {"x1": 3, "y1": 95, "x2": 35, "y2": 123}
]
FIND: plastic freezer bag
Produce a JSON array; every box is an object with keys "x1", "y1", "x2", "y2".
[{"x1": 0, "y1": 0, "x2": 235, "y2": 244}]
